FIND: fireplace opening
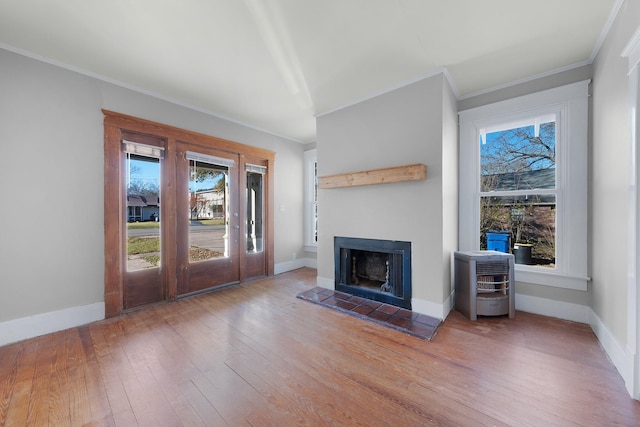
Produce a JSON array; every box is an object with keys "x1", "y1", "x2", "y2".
[{"x1": 334, "y1": 237, "x2": 411, "y2": 309}]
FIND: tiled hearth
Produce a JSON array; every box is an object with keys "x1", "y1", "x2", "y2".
[{"x1": 296, "y1": 287, "x2": 440, "y2": 341}]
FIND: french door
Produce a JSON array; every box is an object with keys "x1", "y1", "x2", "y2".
[
  {"x1": 176, "y1": 144, "x2": 240, "y2": 295},
  {"x1": 104, "y1": 111, "x2": 274, "y2": 316}
]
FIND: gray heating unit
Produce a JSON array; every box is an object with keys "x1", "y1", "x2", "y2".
[{"x1": 454, "y1": 251, "x2": 515, "y2": 321}]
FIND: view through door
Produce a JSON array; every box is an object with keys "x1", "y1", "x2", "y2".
[{"x1": 177, "y1": 146, "x2": 241, "y2": 295}]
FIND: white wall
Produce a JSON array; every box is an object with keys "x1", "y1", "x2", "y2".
[
  {"x1": 0, "y1": 50, "x2": 104, "y2": 323},
  {"x1": 441, "y1": 77, "x2": 459, "y2": 308},
  {"x1": 316, "y1": 74, "x2": 458, "y2": 317},
  {"x1": 591, "y1": 0, "x2": 640, "y2": 346},
  {"x1": 0, "y1": 48, "x2": 306, "y2": 338}
]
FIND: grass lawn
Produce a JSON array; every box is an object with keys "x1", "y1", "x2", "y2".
[
  {"x1": 127, "y1": 218, "x2": 224, "y2": 230},
  {"x1": 127, "y1": 236, "x2": 222, "y2": 266}
]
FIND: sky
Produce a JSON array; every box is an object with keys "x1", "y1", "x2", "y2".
[{"x1": 127, "y1": 156, "x2": 223, "y2": 193}]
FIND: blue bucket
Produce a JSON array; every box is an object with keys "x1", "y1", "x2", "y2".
[{"x1": 486, "y1": 231, "x2": 510, "y2": 253}]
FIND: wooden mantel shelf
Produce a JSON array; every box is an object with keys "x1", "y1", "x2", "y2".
[{"x1": 318, "y1": 163, "x2": 427, "y2": 189}]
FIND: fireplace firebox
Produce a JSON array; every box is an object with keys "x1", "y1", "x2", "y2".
[{"x1": 334, "y1": 236, "x2": 412, "y2": 309}]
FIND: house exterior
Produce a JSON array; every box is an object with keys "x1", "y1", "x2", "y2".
[
  {"x1": 190, "y1": 189, "x2": 225, "y2": 220},
  {"x1": 2, "y1": 1, "x2": 640, "y2": 400},
  {"x1": 127, "y1": 194, "x2": 160, "y2": 222}
]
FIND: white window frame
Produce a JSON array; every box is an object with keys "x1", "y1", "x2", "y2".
[
  {"x1": 459, "y1": 80, "x2": 590, "y2": 291},
  {"x1": 304, "y1": 148, "x2": 318, "y2": 251}
]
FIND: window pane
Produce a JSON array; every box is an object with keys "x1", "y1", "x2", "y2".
[
  {"x1": 126, "y1": 154, "x2": 161, "y2": 271},
  {"x1": 189, "y1": 161, "x2": 228, "y2": 262},
  {"x1": 481, "y1": 121, "x2": 556, "y2": 192},
  {"x1": 480, "y1": 194, "x2": 556, "y2": 267},
  {"x1": 246, "y1": 171, "x2": 264, "y2": 253}
]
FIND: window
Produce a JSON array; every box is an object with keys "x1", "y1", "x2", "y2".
[
  {"x1": 246, "y1": 164, "x2": 266, "y2": 253},
  {"x1": 480, "y1": 115, "x2": 557, "y2": 266},
  {"x1": 459, "y1": 81, "x2": 589, "y2": 290},
  {"x1": 304, "y1": 149, "x2": 318, "y2": 250},
  {"x1": 123, "y1": 141, "x2": 163, "y2": 272}
]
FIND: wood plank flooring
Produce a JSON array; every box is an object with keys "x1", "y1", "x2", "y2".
[{"x1": 0, "y1": 267, "x2": 638, "y2": 426}]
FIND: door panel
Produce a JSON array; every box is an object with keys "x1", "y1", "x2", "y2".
[
  {"x1": 177, "y1": 144, "x2": 240, "y2": 295},
  {"x1": 124, "y1": 269, "x2": 164, "y2": 308}
]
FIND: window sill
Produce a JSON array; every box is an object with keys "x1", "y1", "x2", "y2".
[{"x1": 515, "y1": 267, "x2": 590, "y2": 291}]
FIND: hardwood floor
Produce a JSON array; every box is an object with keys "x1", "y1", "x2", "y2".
[{"x1": 1, "y1": 267, "x2": 639, "y2": 426}]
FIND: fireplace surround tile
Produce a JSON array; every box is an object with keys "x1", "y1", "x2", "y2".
[
  {"x1": 365, "y1": 310, "x2": 389, "y2": 322},
  {"x1": 335, "y1": 300, "x2": 358, "y2": 310},
  {"x1": 296, "y1": 287, "x2": 440, "y2": 341},
  {"x1": 376, "y1": 304, "x2": 400, "y2": 315},
  {"x1": 353, "y1": 305, "x2": 376, "y2": 316}
]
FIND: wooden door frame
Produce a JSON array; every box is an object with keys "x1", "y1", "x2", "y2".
[{"x1": 103, "y1": 110, "x2": 275, "y2": 318}]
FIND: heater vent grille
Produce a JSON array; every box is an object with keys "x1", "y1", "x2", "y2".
[{"x1": 476, "y1": 260, "x2": 510, "y2": 276}]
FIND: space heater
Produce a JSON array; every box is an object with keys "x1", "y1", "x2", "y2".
[{"x1": 454, "y1": 251, "x2": 515, "y2": 320}]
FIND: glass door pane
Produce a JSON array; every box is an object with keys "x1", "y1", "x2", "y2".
[
  {"x1": 246, "y1": 171, "x2": 264, "y2": 253},
  {"x1": 126, "y1": 153, "x2": 161, "y2": 271},
  {"x1": 244, "y1": 161, "x2": 267, "y2": 279},
  {"x1": 189, "y1": 160, "x2": 229, "y2": 262},
  {"x1": 177, "y1": 145, "x2": 240, "y2": 296}
]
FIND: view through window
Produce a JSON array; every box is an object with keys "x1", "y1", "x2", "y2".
[
  {"x1": 126, "y1": 153, "x2": 161, "y2": 271},
  {"x1": 480, "y1": 116, "x2": 557, "y2": 267}
]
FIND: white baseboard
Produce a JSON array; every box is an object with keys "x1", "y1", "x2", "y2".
[
  {"x1": 317, "y1": 276, "x2": 333, "y2": 289},
  {"x1": 411, "y1": 297, "x2": 448, "y2": 320},
  {"x1": 515, "y1": 293, "x2": 591, "y2": 324},
  {"x1": 274, "y1": 257, "x2": 316, "y2": 275},
  {"x1": 0, "y1": 302, "x2": 105, "y2": 347},
  {"x1": 443, "y1": 289, "x2": 455, "y2": 318},
  {"x1": 304, "y1": 257, "x2": 318, "y2": 269},
  {"x1": 589, "y1": 309, "x2": 635, "y2": 397}
]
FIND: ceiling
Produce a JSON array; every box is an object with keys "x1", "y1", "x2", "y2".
[{"x1": 0, "y1": 0, "x2": 619, "y2": 143}]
